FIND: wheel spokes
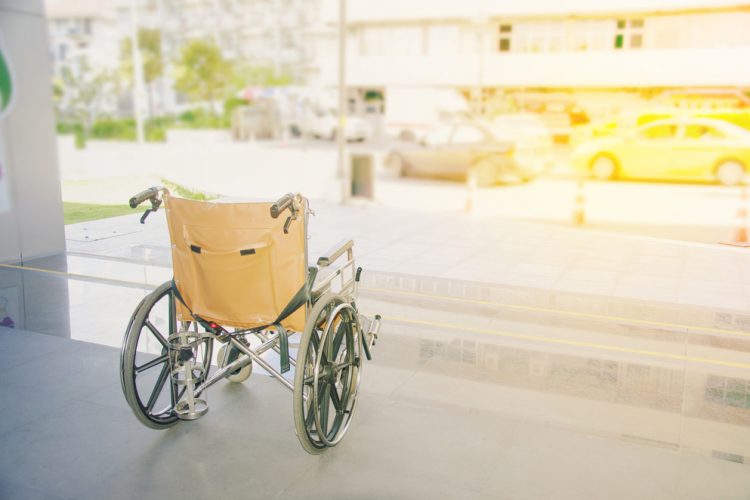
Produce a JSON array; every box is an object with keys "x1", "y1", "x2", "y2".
[
  {"x1": 329, "y1": 383, "x2": 342, "y2": 413},
  {"x1": 135, "y1": 354, "x2": 168, "y2": 374},
  {"x1": 146, "y1": 363, "x2": 170, "y2": 413},
  {"x1": 145, "y1": 319, "x2": 169, "y2": 350}
]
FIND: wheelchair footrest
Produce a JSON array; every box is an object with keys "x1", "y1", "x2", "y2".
[
  {"x1": 359, "y1": 313, "x2": 381, "y2": 360},
  {"x1": 175, "y1": 398, "x2": 209, "y2": 420}
]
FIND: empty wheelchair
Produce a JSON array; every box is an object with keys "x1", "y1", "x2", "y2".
[{"x1": 120, "y1": 187, "x2": 380, "y2": 454}]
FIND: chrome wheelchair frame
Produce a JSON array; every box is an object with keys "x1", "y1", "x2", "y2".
[{"x1": 119, "y1": 188, "x2": 380, "y2": 454}]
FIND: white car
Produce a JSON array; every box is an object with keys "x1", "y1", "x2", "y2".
[{"x1": 308, "y1": 108, "x2": 370, "y2": 142}]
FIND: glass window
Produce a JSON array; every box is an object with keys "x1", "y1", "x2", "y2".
[
  {"x1": 497, "y1": 23, "x2": 512, "y2": 52},
  {"x1": 639, "y1": 124, "x2": 677, "y2": 139},
  {"x1": 684, "y1": 125, "x2": 724, "y2": 140},
  {"x1": 452, "y1": 126, "x2": 486, "y2": 144},
  {"x1": 422, "y1": 127, "x2": 453, "y2": 146}
]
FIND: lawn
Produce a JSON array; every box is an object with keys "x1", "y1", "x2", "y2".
[{"x1": 63, "y1": 202, "x2": 135, "y2": 225}]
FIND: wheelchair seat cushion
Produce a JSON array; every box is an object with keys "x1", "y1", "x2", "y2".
[{"x1": 165, "y1": 195, "x2": 307, "y2": 331}]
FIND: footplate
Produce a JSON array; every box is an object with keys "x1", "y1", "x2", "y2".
[
  {"x1": 168, "y1": 330, "x2": 210, "y2": 420},
  {"x1": 358, "y1": 314, "x2": 381, "y2": 360}
]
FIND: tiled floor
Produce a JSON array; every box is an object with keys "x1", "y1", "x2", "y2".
[
  {"x1": 63, "y1": 202, "x2": 750, "y2": 312},
  {"x1": 2, "y1": 202, "x2": 750, "y2": 499},
  {"x1": 1, "y1": 250, "x2": 750, "y2": 498}
]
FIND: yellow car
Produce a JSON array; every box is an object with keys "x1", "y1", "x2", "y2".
[{"x1": 572, "y1": 117, "x2": 750, "y2": 185}]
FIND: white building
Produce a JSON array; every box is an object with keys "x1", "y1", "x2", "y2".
[
  {"x1": 314, "y1": 0, "x2": 750, "y2": 89},
  {"x1": 45, "y1": 0, "x2": 120, "y2": 119},
  {"x1": 308, "y1": 0, "x2": 750, "y2": 132}
]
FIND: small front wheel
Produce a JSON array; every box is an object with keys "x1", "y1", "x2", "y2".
[{"x1": 217, "y1": 344, "x2": 252, "y2": 383}]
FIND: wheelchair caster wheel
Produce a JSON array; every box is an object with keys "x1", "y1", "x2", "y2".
[
  {"x1": 174, "y1": 398, "x2": 209, "y2": 420},
  {"x1": 217, "y1": 344, "x2": 252, "y2": 383}
]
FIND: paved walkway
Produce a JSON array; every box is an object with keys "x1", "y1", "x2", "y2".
[{"x1": 66, "y1": 200, "x2": 750, "y2": 314}]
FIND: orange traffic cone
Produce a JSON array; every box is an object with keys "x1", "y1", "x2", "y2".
[
  {"x1": 465, "y1": 166, "x2": 477, "y2": 213},
  {"x1": 572, "y1": 178, "x2": 586, "y2": 225},
  {"x1": 721, "y1": 183, "x2": 750, "y2": 247}
]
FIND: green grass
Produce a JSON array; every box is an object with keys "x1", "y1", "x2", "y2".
[
  {"x1": 63, "y1": 202, "x2": 135, "y2": 225},
  {"x1": 161, "y1": 179, "x2": 217, "y2": 201}
]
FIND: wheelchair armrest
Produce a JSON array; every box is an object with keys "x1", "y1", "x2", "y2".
[{"x1": 317, "y1": 239, "x2": 354, "y2": 267}]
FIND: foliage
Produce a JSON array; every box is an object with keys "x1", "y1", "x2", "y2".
[
  {"x1": 63, "y1": 202, "x2": 134, "y2": 225},
  {"x1": 160, "y1": 179, "x2": 217, "y2": 201},
  {"x1": 223, "y1": 96, "x2": 248, "y2": 117},
  {"x1": 173, "y1": 39, "x2": 232, "y2": 112},
  {"x1": 175, "y1": 108, "x2": 229, "y2": 128},
  {"x1": 87, "y1": 117, "x2": 168, "y2": 142},
  {"x1": 230, "y1": 63, "x2": 292, "y2": 88},
  {"x1": 120, "y1": 29, "x2": 164, "y2": 85},
  {"x1": 55, "y1": 62, "x2": 117, "y2": 142}
]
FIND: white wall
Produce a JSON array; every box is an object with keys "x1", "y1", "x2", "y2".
[{"x1": 0, "y1": 0, "x2": 66, "y2": 263}]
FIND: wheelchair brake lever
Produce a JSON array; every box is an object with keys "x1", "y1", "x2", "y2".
[
  {"x1": 140, "y1": 208, "x2": 153, "y2": 224},
  {"x1": 283, "y1": 216, "x2": 293, "y2": 234}
]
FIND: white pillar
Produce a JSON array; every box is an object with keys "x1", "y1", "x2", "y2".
[{"x1": 0, "y1": 0, "x2": 65, "y2": 263}]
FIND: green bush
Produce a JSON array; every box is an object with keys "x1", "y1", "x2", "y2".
[
  {"x1": 176, "y1": 108, "x2": 229, "y2": 129},
  {"x1": 224, "y1": 96, "x2": 248, "y2": 118},
  {"x1": 90, "y1": 118, "x2": 137, "y2": 140}
]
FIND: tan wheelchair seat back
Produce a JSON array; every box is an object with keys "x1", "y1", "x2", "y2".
[{"x1": 165, "y1": 195, "x2": 306, "y2": 331}]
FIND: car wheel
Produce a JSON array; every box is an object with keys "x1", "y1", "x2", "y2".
[
  {"x1": 469, "y1": 159, "x2": 497, "y2": 188},
  {"x1": 590, "y1": 155, "x2": 617, "y2": 181},
  {"x1": 386, "y1": 153, "x2": 405, "y2": 176},
  {"x1": 716, "y1": 160, "x2": 745, "y2": 186}
]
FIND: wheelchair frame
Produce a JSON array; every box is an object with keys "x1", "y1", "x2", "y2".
[{"x1": 120, "y1": 188, "x2": 380, "y2": 454}]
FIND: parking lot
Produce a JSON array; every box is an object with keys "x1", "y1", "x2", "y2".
[{"x1": 60, "y1": 136, "x2": 745, "y2": 245}]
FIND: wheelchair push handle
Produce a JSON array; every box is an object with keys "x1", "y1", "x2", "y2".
[
  {"x1": 129, "y1": 186, "x2": 168, "y2": 208},
  {"x1": 270, "y1": 192, "x2": 295, "y2": 218},
  {"x1": 128, "y1": 186, "x2": 170, "y2": 224}
]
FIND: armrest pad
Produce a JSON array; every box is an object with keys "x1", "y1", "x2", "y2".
[{"x1": 317, "y1": 239, "x2": 354, "y2": 267}]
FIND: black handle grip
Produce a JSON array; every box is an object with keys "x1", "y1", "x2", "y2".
[
  {"x1": 129, "y1": 187, "x2": 160, "y2": 208},
  {"x1": 270, "y1": 193, "x2": 295, "y2": 218}
]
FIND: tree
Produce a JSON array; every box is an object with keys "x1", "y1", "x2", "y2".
[
  {"x1": 120, "y1": 28, "x2": 164, "y2": 117},
  {"x1": 231, "y1": 63, "x2": 293, "y2": 89},
  {"x1": 173, "y1": 39, "x2": 231, "y2": 114}
]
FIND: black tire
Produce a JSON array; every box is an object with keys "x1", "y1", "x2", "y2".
[
  {"x1": 386, "y1": 153, "x2": 406, "y2": 176},
  {"x1": 590, "y1": 154, "x2": 617, "y2": 180},
  {"x1": 293, "y1": 293, "x2": 362, "y2": 454},
  {"x1": 469, "y1": 159, "x2": 498, "y2": 188},
  {"x1": 716, "y1": 160, "x2": 746, "y2": 186},
  {"x1": 120, "y1": 281, "x2": 213, "y2": 429}
]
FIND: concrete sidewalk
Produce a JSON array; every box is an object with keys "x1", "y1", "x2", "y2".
[{"x1": 66, "y1": 200, "x2": 750, "y2": 314}]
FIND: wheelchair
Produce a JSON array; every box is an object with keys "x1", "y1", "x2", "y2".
[{"x1": 120, "y1": 187, "x2": 381, "y2": 454}]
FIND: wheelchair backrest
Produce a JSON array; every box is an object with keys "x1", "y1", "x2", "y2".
[{"x1": 165, "y1": 195, "x2": 307, "y2": 331}]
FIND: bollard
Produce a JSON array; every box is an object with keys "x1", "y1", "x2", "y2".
[
  {"x1": 572, "y1": 177, "x2": 586, "y2": 225},
  {"x1": 720, "y1": 182, "x2": 750, "y2": 247},
  {"x1": 465, "y1": 166, "x2": 477, "y2": 213}
]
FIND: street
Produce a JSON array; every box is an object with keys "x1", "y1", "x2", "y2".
[{"x1": 59, "y1": 136, "x2": 745, "y2": 244}]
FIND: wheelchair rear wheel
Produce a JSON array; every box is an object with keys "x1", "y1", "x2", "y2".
[
  {"x1": 121, "y1": 281, "x2": 213, "y2": 429},
  {"x1": 293, "y1": 293, "x2": 362, "y2": 454}
]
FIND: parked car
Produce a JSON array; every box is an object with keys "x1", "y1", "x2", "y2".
[
  {"x1": 572, "y1": 117, "x2": 750, "y2": 185},
  {"x1": 489, "y1": 113, "x2": 555, "y2": 173},
  {"x1": 308, "y1": 107, "x2": 370, "y2": 142},
  {"x1": 231, "y1": 100, "x2": 282, "y2": 141},
  {"x1": 384, "y1": 122, "x2": 535, "y2": 186}
]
